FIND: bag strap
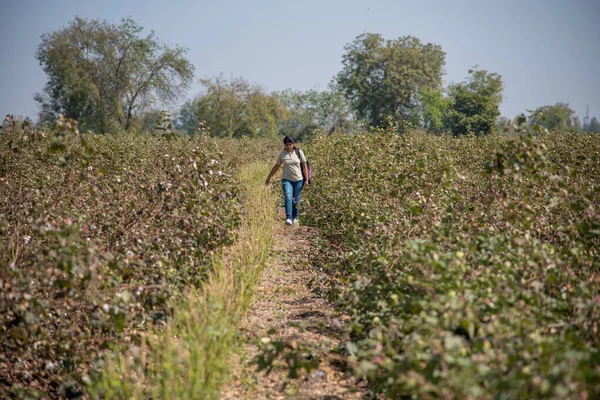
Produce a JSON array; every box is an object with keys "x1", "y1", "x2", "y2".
[{"x1": 296, "y1": 149, "x2": 306, "y2": 180}]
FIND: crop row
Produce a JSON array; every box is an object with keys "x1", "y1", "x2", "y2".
[
  {"x1": 304, "y1": 130, "x2": 600, "y2": 399},
  {"x1": 0, "y1": 131, "x2": 240, "y2": 398}
]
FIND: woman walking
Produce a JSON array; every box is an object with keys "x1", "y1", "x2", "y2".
[{"x1": 265, "y1": 136, "x2": 309, "y2": 226}]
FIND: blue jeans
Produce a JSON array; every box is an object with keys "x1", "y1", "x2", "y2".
[{"x1": 282, "y1": 179, "x2": 304, "y2": 220}]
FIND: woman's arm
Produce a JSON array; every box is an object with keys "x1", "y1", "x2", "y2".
[
  {"x1": 302, "y1": 162, "x2": 309, "y2": 185},
  {"x1": 299, "y1": 150, "x2": 309, "y2": 186},
  {"x1": 265, "y1": 163, "x2": 280, "y2": 185}
]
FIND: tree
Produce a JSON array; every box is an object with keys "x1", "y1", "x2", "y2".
[
  {"x1": 175, "y1": 99, "x2": 199, "y2": 135},
  {"x1": 336, "y1": 33, "x2": 445, "y2": 127},
  {"x1": 418, "y1": 88, "x2": 450, "y2": 133},
  {"x1": 572, "y1": 116, "x2": 582, "y2": 132},
  {"x1": 528, "y1": 103, "x2": 576, "y2": 131},
  {"x1": 496, "y1": 116, "x2": 511, "y2": 133},
  {"x1": 195, "y1": 74, "x2": 286, "y2": 138},
  {"x1": 443, "y1": 68, "x2": 504, "y2": 136},
  {"x1": 138, "y1": 109, "x2": 163, "y2": 133},
  {"x1": 278, "y1": 89, "x2": 319, "y2": 141},
  {"x1": 278, "y1": 85, "x2": 353, "y2": 140},
  {"x1": 587, "y1": 116, "x2": 600, "y2": 133},
  {"x1": 35, "y1": 17, "x2": 194, "y2": 133},
  {"x1": 310, "y1": 85, "x2": 354, "y2": 133}
]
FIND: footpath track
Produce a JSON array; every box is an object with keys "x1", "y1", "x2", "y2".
[
  {"x1": 221, "y1": 207, "x2": 366, "y2": 400},
  {"x1": 98, "y1": 163, "x2": 365, "y2": 399}
]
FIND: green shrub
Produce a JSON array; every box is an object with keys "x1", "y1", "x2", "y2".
[
  {"x1": 0, "y1": 131, "x2": 240, "y2": 398},
  {"x1": 304, "y1": 130, "x2": 600, "y2": 399}
]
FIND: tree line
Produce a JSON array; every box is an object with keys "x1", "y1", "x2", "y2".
[{"x1": 24, "y1": 17, "x2": 600, "y2": 137}]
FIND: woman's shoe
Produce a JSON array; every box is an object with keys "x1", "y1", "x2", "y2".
[{"x1": 285, "y1": 219, "x2": 293, "y2": 225}]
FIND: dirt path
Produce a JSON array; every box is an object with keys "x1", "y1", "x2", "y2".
[{"x1": 221, "y1": 213, "x2": 367, "y2": 399}]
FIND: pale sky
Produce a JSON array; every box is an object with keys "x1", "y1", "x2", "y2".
[{"x1": 1, "y1": 0, "x2": 599, "y2": 122}]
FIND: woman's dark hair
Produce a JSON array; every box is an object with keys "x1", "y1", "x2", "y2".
[{"x1": 283, "y1": 136, "x2": 296, "y2": 149}]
